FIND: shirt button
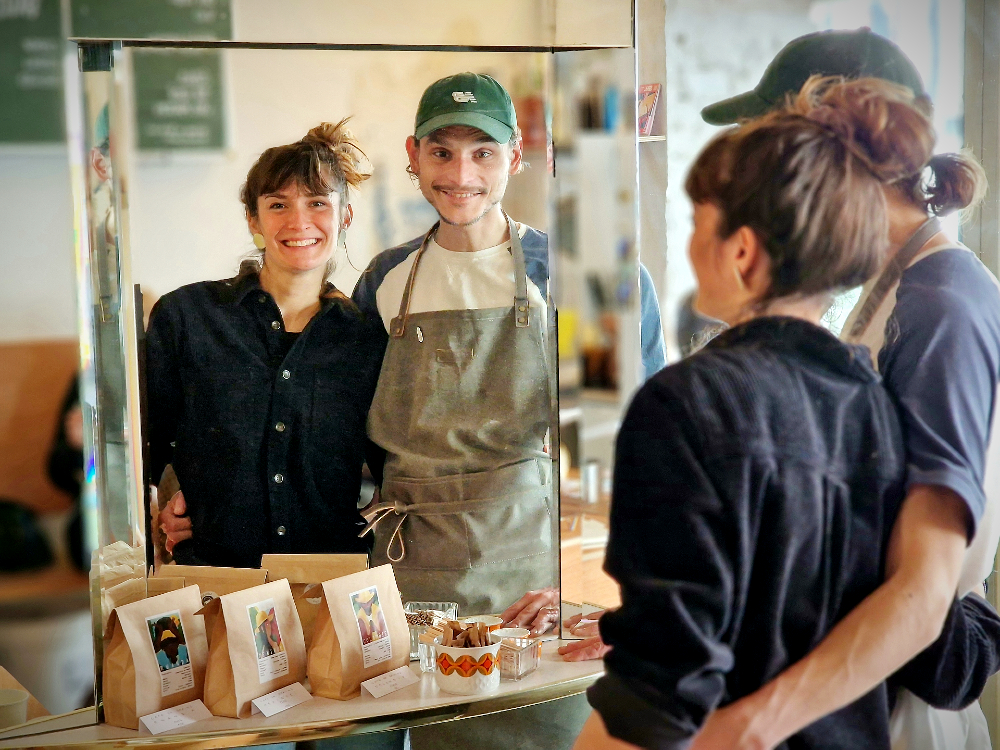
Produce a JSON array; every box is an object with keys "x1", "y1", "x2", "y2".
[
  {"x1": 276, "y1": 525, "x2": 286, "y2": 536},
  {"x1": 258, "y1": 295, "x2": 266, "y2": 303},
  {"x1": 275, "y1": 422, "x2": 286, "y2": 432},
  {"x1": 271, "y1": 320, "x2": 281, "y2": 330},
  {"x1": 281, "y1": 370, "x2": 291, "y2": 380},
  {"x1": 274, "y1": 473, "x2": 284, "y2": 484}
]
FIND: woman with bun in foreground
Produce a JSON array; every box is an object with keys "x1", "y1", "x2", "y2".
[
  {"x1": 147, "y1": 121, "x2": 385, "y2": 568},
  {"x1": 573, "y1": 78, "x2": 998, "y2": 750}
]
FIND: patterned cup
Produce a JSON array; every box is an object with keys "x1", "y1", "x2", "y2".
[{"x1": 433, "y1": 639, "x2": 502, "y2": 695}]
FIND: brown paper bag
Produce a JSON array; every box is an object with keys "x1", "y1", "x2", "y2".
[
  {"x1": 102, "y1": 585, "x2": 208, "y2": 729},
  {"x1": 261, "y1": 554, "x2": 368, "y2": 649},
  {"x1": 308, "y1": 564, "x2": 409, "y2": 700},
  {"x1": 146, "y1": 577, "x2": 186, "y2": 597},
  {"x1": 200, "y1": 579, "x2": 306, "y2": 718},
  {"x1": 155, "y1": 565, "x2": 268, "y2": 644}
]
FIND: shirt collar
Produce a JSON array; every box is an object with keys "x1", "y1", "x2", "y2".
[
  {"x1": 221, "y1": 260, "x2": 358, "y2": 316},
  {"x1": 706, "y1": 316, "x2": 879, "y2": 384}
]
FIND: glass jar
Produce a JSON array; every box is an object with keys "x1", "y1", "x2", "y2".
[
  {"x1": 497, "y1": 638, "x2": 543, "y2": 680},
  {"x1": 404, "y1": 601, "x2": 458, "y2": 660}
]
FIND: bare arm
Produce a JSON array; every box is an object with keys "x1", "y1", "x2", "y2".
[
  {"x1": 690, "y1": 485, "x2": 969, "y2": 750},
  {"x1": 572, "y1": 712, "x2": 643, "y2": 750}
]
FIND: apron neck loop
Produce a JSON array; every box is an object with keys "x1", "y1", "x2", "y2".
[{"x1": 388, "y1": 215, "x2": 532, "y2": 338}]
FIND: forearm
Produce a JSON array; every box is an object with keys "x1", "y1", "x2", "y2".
[
  {"x1": 733, "y1": 570, "x2": 952, "y2": 746},
  {"x1": 572, "y1": 712, "x2": 642, "y2": 750},
  {"x1": 725, "y1": 485, "x2": 968, "y2": 747}
]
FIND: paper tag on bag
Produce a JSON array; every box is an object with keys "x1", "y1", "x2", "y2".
[
  {"x1": 138, "y1": 700, "x2": 212, "y2": 734},
  {"x1": 250, "y1": 682, "x2": 312, "y2": 717},
  {"x1": 360, "y1": 665, "x2": 420, "y2": 699}
]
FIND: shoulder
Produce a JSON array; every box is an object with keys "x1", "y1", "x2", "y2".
[
  {"x1": 892, "y1": 247, "x2": 1000, "y2": 346},
  {"x1": 517, "y1": 224, "x2": 550, "y2": 294},
  {"x1": 354, "y1": 236, "x2": 423, "y2": 295},
  {"x1": 151, "y1": 279, "x2": 232, "y2": 319}
]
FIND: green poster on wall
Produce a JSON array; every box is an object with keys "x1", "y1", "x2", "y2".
[
  {"x1": 132, "y1": 48, "x2": 225, "y2": 150},
  {"x1": 0, "y1": 0, "x2": 63, "y2": 143},
  {"x1": 71, "y1": 0, "x2": 231, "y2": 40},
  {"x1": 72, "y1": 0, "x2": 231, "y2": 152}
]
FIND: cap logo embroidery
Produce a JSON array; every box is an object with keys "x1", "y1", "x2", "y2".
[{"x1": 452, "y1": 91, "x2": 477, "y2": 103}]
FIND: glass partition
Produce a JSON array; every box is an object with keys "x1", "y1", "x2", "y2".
[{"x1": 61, "y1": 33, "x2": 639, "y2": 723}]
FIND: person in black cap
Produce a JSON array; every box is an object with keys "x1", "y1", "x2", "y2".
[
  {"x1": 681, "y1": 29, "x2": 1000, "y2": 750},
  {"x1": 572, "y1": 75, "x2": 1000, "y2": 750}
]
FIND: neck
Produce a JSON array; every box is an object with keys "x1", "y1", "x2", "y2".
[
  {"x1": 434, "y1": 206, "x2": 510, "y2": 252},
  {"x1": 886, "y1": 193, "x2": 941, "y2": 255},
  {"x1": 732, "y1": 294, "x2": 830, "y2": 328},
  {"x1": 258, "y1": 263, "x2": 325, "y2": 332}
]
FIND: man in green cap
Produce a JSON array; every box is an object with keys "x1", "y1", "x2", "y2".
[
  {"x1": 353, "y1": 71, "x2": 613, "y2": 750},
  {"x1": 354, "y1": 72, "x2": 665, "y2": 630}
]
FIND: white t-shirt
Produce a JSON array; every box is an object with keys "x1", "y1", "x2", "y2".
[{"x1": 374, "y1": 223, "x2": 547, "y2": 333}]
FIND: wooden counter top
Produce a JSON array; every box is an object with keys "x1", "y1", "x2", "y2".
[{"x1": 0, "y1": 641, "x2": 603, "y2": 749}]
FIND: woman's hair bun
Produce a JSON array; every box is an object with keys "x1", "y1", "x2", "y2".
[
  {"x1": 300, "y1": 118, "x2": 371, "y2": 190},
  {"x1": 789, "y1": 76, "x2": 986, "y2": 216}
]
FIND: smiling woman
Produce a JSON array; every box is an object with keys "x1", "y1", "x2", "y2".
[{"x1": 147, "y1": 121, "x2": 386, "y2": 569}]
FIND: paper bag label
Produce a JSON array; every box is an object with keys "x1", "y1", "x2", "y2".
[
  {"x1": 145, "y1": 610, "x2": 195, "y2": 697},
  {"x1": 349, "y1": 585, "x2": 392, "y2": 669},
  {"x1": 247, "y1": 598, "x2": 290, "y2": 683}
]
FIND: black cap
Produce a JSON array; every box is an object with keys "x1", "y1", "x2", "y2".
[{"x1": 701, "y1": 28, "x2": 926, "y2": 125}]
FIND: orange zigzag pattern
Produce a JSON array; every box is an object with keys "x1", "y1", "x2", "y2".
[{"x1": 436, "y1": 652, "x2": 497, "y2": 677}]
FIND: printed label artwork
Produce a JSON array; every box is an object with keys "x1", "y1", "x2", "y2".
[
  {"x1": 247, "y1": 598, "x2": 289, "y2": 683},
  {"x1": 350, "y1": 585, "x2": 392, "y2": 669},
  {"x1": 146, "y1": 610, "x2": 195, "y2": 697}
]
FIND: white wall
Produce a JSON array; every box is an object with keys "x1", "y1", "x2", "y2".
[
  {"x1": 125, "y1": 49, "x2": 546, "y2": 302},
  {"x1": 0, "y1": 146, "x2": 77, "y2": 343}
]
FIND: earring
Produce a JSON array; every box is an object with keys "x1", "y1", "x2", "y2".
[
  {"x1": 252, "y1": 233, "x2": 266, "y2": 250},
  {"x1": 733, "y1": 266, "x2": 747, "y2": 291}
]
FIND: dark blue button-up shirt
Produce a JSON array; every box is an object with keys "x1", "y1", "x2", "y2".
[{"x1": 146, "y1": 267, "x2": 384, "y2": 568}]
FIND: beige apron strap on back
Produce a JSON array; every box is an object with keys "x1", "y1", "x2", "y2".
[{"x1": 848, "y1": 217, "x2": 942, "y2": 340}]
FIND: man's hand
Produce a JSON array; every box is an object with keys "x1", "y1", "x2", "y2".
[
  {"x1": 501, "y1": 587, "x2": 560, "y2": 635},
  {"x1": 558, "y1": 636, "x2": 611, "y2": 662},
  {"x1": 158, "y1": 491, "x2": 193, "y2": 553},
  {"x1": 563, "y1": 609, "x2": 607, "y2": 638}
]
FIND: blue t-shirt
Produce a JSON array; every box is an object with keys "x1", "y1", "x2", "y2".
[{"x1": 877, "y1": 248, "x2": 1000, "y2": 530}]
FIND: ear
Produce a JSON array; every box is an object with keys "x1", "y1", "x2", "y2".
[
  {"x1": 341, "y1": 203, "x2": 354, "y2": 231},
  {"x1": 731, "y1": 225, "x2": 771, "y2": 296},
  {"x1": 246, "y1": 211, "x2": 260, "y2": 236},
  {"x1": 507, "y1": 138, "x2": 523, "y2": 176},
  {"x1": 405, "y1": 135, "x2": 420, "y2": 176},
  {"x1": 90, "y1": 147, "x2": 110, "y2": 182}
]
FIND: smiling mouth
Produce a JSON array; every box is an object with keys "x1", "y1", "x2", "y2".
[
  {"x1": 436, "y1": 188, "x2": 484, "y2": 200},
  {"x1": 283, "y1": 239, "x2": 319, "y2": 247}
]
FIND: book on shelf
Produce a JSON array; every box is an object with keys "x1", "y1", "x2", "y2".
[{"x1": 637, "y1": 83, "x2": 661, "y2": 137}]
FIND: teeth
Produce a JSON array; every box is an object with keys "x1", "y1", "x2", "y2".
[{"x1": 285, "y1": 239, "x2": 318, "y2": 247}]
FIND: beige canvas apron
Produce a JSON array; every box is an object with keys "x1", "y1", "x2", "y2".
[
  {"x1": 843, "y1": 218, "x2": 999, "y2": 750},
  {"x1": 361, "y1": 217, "x2": 557, "y2": 616}
]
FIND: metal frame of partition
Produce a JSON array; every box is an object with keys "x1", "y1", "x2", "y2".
[{"x1": 64, "y1": 7, "x2": 641, "y2": 733}]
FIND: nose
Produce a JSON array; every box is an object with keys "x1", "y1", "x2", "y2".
[
  {"x1": 286, "y1": 202, "x2": 312, "y2": 229},
  {"x1": 448, "y1": 153, "x2": 478, "y2": 187}
]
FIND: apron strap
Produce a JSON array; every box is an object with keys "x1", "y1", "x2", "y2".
[
  {"x1": 507, "y1": 213, "x2": 531, "y2": 328},
  {"x1": 848, "y1": 217, "x2": 942, "y2": 340},
  {"x1": 389, "y1": 224, "x2": 438, "y2": 339},
  {"x1": 388, "y1": 215, "x2": 532, "y2": 337},
  {"x1": 359, "y1": 501, "x2": 408, "y2": 562}
]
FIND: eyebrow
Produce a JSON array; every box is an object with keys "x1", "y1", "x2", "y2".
[{"x1": 427, "y1": 133, "x2": 498, "y2": 146}]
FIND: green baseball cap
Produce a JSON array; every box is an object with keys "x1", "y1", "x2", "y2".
[
  {"x1": 415, "y1": 72, "x2": 517, "y2": 144},
  {"x1": 701, "y1": 28, "x2": 926, "y2": 125}
]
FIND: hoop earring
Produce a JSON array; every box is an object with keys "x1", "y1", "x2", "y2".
[{"x1": 252, "y1": 233, "x2": 266, "y2": 250}]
